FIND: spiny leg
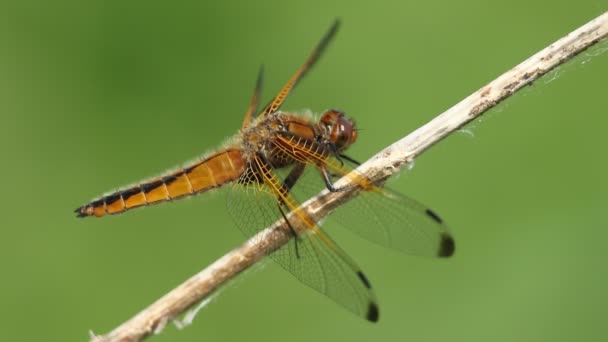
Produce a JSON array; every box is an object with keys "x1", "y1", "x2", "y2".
[
  {"x1": 325, "y1": 145, "x2": 361, "y2": 167},
  {"x1": 273, "y1": 131, "x2": 359, "y2": 194},
  {"x1": 283, "y1": 162, "x2": 306, "y2": 192},
  {"x1": 328, "y1": 152, "x2": 361, "y2": 177},
  {"x1": 252, "y1": 153, "x2": 305, "y2": 258},
  {"x1": 338, "y1": 153, "x2": 361, "y2": 166},
  {"x1": 276, "y1": 163, "x2": 309, "y2": 259},
  {"x1": 319, "y1": 165, "x2": 359, "y2": 193},
  {"x1": 326, "y1": 143, "x2": 345, "y2": 166},
  {"x1": 277, "y1": 201, "x2": 301, "y2": 259}
]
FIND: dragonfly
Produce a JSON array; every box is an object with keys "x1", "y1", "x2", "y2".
[{"x1": 75, "y1": 19, "x2": 455, "y2": 322}]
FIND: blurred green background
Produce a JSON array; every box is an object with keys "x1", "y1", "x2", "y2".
[{"x1": 1, "y1": 1, "x2": 607, "y2": 341}]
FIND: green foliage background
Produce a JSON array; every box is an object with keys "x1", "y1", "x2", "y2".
[{"x1": 1, "y1": 1, "x2": 607, "y2": 341}]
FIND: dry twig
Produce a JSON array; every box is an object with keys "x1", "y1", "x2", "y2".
[{"x1": 91, "y1": 11, "x2": 608, "y2": 342}]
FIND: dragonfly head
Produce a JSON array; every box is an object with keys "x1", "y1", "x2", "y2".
[{"x1": 319, "y1": 109, "x2": 357, "y2": 152}]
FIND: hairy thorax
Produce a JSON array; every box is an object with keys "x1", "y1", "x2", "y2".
[{"x1": 239, "y1": 112, "x2": 324, "y2": 168}]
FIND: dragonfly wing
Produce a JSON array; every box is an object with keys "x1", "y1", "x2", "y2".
[
  {"x1": 241, "y1": 65, "x2": 264, "y2": 129},
  {"x1": 333, "y1": 187, "x2": 455, "y2": 257},
  {"x1": 259, "y1": 19, "x2": 340, "y2": 117},
  {"x1": 226, "y1": 167, "x2": 379, "y2": 321},
  {"x1": 279, "y1": 162, "x2": 455, "y2": 258}
]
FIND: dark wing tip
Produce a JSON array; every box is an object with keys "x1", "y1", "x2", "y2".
[
  {"x1": 366, "y1": 302, "x2": 380, "y2": 322},
  {"x1": 438, "y1": 233, "x2": 455, "y2": 257}
]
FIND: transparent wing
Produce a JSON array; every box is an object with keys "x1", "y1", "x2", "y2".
[
  {"x1": 280, "y1": 162, "x2": 455, "y2": 258},
  {"x1": 241, "y1": 65, "x2": 264, "y2": 129},
  {"x1": 226, "y1": 167, "x2": 379, "y2": 321},
  {"x1": 333, "y1": 187, "x2": 455, "y2": 257},
  {"x1": 259, "y1": 19, "x2": 340, "y2": 117}
]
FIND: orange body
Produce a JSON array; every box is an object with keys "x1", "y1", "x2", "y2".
[
  {"x1": 74, "y1": 110, "x2": 352, "y2": 218},
  {"x1": 77, "y1": 149, "x2": 245, "y2": 217},
  {"x1": 74, "y1": 20, "x2": 454, "y2": 323}
]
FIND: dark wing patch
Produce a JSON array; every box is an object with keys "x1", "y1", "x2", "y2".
[
  {"x1": 366, "y1": 302, "x2": 380, "y2": 322},
  {"x1": 438, "y1": 233, "x2": 455, "y2": 257}
]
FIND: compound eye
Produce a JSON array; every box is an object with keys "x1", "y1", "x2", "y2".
[
  {"x1": 335, "y1": 116, "x2": 352, "y2": 146},
  {"x1": 319, "y1": 110, "x2": 356, "y2": 151},
  {"x1": 320, "y1": 109, "x2": 342, "y2": 128},
  {"x1": 350, "y1": 127, "x2": 358, "y2": 144}
]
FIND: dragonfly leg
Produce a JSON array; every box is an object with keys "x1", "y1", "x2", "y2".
[
  {"x1": 277, "y1": 202, "x2": 301, "y2": 259},
  {"x1": 320, "y1": 166, "x2": 359, "y2": 193},
  {"x1": 253, "y1": 152, "x2": 304, "y2": 258},
  {"x1": 283, "y1": 162, "x2": 306, "y2": 192},
  {"x1": 325, "y1": 141, "x2": 361, "y2": 167},
  {"x1": 337, "y1": 153, "x2": 361, "y2": 166},
  {"x1": 326, "y1": 143, "x2": 345, "y2": 166}
]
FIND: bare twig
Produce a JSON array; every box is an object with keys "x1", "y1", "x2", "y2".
[{"x1": 91, "y1": 12, "x2": 608, "y2": 342}]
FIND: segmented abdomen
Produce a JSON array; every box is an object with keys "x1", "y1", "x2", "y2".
[{"x1": 75, "y1": 149, "x2": 245, "y2": 217}]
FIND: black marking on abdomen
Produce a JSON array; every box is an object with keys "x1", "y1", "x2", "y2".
[
  {"x1": 357, "y1": 271, "x2": 372, "y2": 289},
  {"x1": 162, "y1": 174, "x2": 178, "y2": 185},
  {"x1": 366, "y1": 302, "x2": 380, "y2": 322},
  {"x1": 74, "y1": 198, "x2": 104, "y2": 217},
  {"x1": 183, "y1": 164, "x2": 198, "y2": 174},
  {"x1": 425, "y1": 208, "x2": 443, "y2": 224},
  {"x1": 121, "y1": 187, "x2": 142, "y2": 201},
  {"x1": 91, "y1": 199, "x2": 104, "y2": 208},
  {"x1": 141, "y1": 180, "x2": 164, "y2": 193},
  {"x1": 104, "y1": 193, "x2": 121, "y2": 205}
]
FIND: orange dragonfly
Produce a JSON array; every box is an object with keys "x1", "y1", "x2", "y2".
[{"x1": 75, "y1": 20, "x2": 455, "y2": 322}]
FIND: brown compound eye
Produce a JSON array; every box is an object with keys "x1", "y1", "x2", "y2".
[{"x1": 319, "y1": 109, "x2": 357, "y2": 152}]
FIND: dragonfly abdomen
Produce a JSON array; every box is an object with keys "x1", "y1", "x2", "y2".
[{"x1": 75, "y1": 148, "x2": 245, "y2": 217}]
